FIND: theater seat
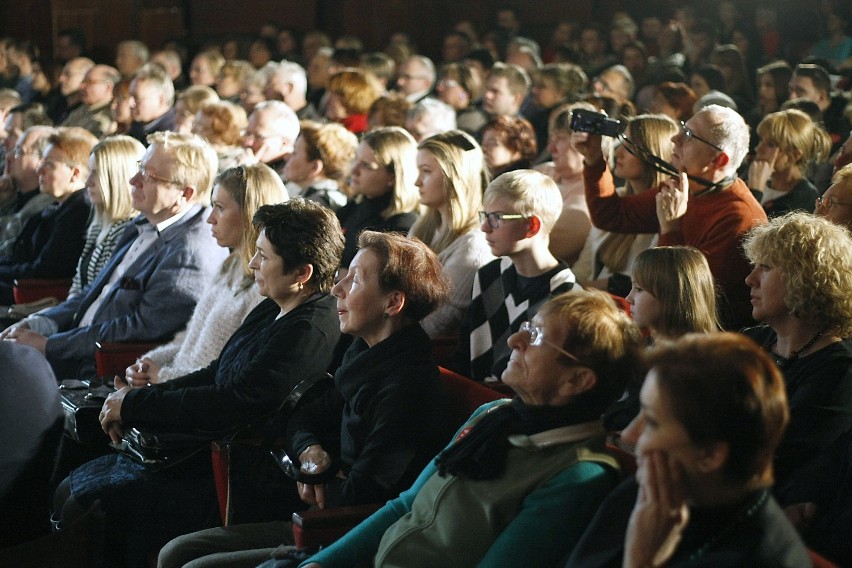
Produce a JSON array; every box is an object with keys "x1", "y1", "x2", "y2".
[
  {"x1": 94, "y1": 341, "x2": 161, "y2": 380},
  {"x1": 12, "y1": 277, "x2": 72, "y2": 304}
]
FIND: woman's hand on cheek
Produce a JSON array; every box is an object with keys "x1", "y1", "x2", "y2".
[{"x1": 624, "y1": 450, "x2": 689, "y2": 568}]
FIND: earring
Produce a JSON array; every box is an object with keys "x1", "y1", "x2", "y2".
[{"x1": 298, "y1": 281, "x2": 304, "y2": 291}]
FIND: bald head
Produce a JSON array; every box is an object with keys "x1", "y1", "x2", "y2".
[
  {"x1": 59, "y1": 57, "x2": 95, "y2": 97},
  {"x1": 81, "y1": 64, "x2": 119, "y2": 106}
]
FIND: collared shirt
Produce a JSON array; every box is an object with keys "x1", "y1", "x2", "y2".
[{"x1": 77, "y1": 206, "x2": 194, "y2": 327}]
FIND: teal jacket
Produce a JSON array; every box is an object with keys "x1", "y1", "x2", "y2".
[{"x1": 304, "y1": 400, "x2": 621, "y2": 568}]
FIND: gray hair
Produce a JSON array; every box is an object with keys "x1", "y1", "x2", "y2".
[
  {"x1": 701, "y1": 104, "x2": 750, "y2": 176},
  {"x1": 252, "y1": 100, "x2": 300, "y2": 144},
  {"x1": 271, "y1": 61, "x2": 308, "y2": 97},
  {"x1": 407, "y1": 98, "x2": 456, "y2": 134}
]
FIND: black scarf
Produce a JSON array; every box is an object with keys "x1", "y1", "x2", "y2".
[{"x1": 435, "y1": 397, "x2": 600, "y2": 481}]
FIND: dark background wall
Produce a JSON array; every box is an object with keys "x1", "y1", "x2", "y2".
[{"x1": 0, "y1": 0, "x2": 807, "y2": 66}]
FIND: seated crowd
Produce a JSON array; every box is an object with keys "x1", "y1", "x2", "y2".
[{"x1": 4, "y1": 3, "x2": 852, "y2": 566}]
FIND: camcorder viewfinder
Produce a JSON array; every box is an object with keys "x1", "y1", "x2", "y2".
[{"x1": 570, "y1": 108, "x2": 625, "y2": 137}]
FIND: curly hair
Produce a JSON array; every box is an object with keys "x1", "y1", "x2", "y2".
[
  {"x1": 327, "y1": 68, "x2": 382, "y2": 115},
  {"x1": 742, "y1": 211, "x2": 852, "y2": 336},
  {"x1": 481, "y1": 115, "x2": 538, "y2": 168},
  {"x1": 195, "y1": 100, "x2": 248, "y2": 146},
  {"x1": 297, "y1": 121, "x2": 358, "y2": 185}
]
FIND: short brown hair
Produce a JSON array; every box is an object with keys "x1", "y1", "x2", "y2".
[
  {"x1": 196, "y1": 100, "x2": 248, "y2": 146},
  {"x1": 482, "y1": 115, "x2": 537, "y2": 165},
  {"x1": 647, "y1": 333, "x2": 789, "y2": 488},
  {"x1": 357, "y1": 230, "x2": 450, "y2": 321},
  {"x1": 328, "y1": 68, "x2": 382, "y2": 115},
  {"x1": 48, "y1": 127, "x2": 98, "y2": 168},
  {"x1": 298, "y1": 121, "x2": 358, "y2": 184}
]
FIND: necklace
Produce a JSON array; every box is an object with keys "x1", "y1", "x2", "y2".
[
  {"x1": 763, "y1": 328, "x2": 824, "y2": 369},
  {"x1": 687, "y1": 489, "x2": 770, "y2": 561}
]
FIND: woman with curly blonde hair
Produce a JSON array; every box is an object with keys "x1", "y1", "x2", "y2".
[{"x1": 742, "y1": 211, "x2": 852, "y2": 508}]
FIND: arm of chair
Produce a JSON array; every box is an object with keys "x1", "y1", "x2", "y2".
[
  {"x1": 291, "y1": 503, "x2": 383, "y2": 550},
  {"x1": 94, "y1": 341, "x2": 161, "y2": 379},
  {"x1": 12, "y1": 278, "x2": 73, "y2": 304}
]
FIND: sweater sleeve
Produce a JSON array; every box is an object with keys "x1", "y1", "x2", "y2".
[
  {"x1": 583, "y1": 159, "x2": 660, "y2": 234},
  {"x1": 477, "y1": 461, "x2": 617, "y2": 568}
]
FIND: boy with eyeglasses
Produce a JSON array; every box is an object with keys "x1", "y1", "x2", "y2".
[{"x1": 450, "y1": 169, "x2": 578, "y2": 382}]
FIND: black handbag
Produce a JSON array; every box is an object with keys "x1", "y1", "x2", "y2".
[
  {"x1": 113, "y1": 373, "x2": 333, "y2": 471},
  {"x1": 59, "y1": 379, "x2": 114, "y2": 445}
]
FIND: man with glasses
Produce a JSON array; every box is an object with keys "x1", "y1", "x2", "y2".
[
  {"x1": 817, "y1": 163, "x2": 852, "y2": 231},
  {"x1": 127, "y1": 63, "x2": 176, "y2": 145},
  {"x1": 0, "y1": 126, "x2": 55, "y2": 256},
  {"x1": 2, "y1": 132, "x2": 228, "y2": 379},
  {"x1": 52, "y1": 57, "x2": 94, "y2": 124},
  {"x1": 61, "y1": 64, "x2": 120, "y2": 138},
  {"x1": 450, "y1": 169, "x2": 577, "y2": 382},
  {"x1": 577, "y1": 104, "x2": 766, "y2": 330},
  {"x1": 395, "y1": 55, "x2": 436, "y2": 104},
  {"x1": 242, "y1": 100, "x2": 299, "y2": 179}
]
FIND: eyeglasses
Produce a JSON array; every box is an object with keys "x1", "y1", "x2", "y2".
[
  {"x1": 679, "y1": 121, "x2": 724, "y2": 152},
  {"x1": 136, "y1": 161, "x2": 181, "y2": 185},
  {"x1": 478, "y1": 211, "x2": 528, "y2": 229},
  {"x1": 817, "y1": 195, "x2": 852, "y2": 210},
  {"x1": 519, "y1": 321, "x2": 582, "y2": 364}
]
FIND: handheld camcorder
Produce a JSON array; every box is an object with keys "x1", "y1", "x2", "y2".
[{"x1": 570, "y1": 108, "x2": 625, "y2": 137}]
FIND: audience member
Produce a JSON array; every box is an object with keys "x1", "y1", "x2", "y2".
[
  {"x1": 243, "y1": 100, "x2": 299, "y2": 178},
  {"x1": 127, "y1": 63, "x2": 177, "y2": 144},
  {"x1": 480, "y1": 115, "x2": 537, "y2": 177},
  {"x1": 189, "y1": 50, "x2": 225, "y2": 89},
  {"x1": 61, "y1": 64, "x2": 120, "y2": 138},
  {"x1": 453, "y1": 169, "x2": 577, "y2": 382},
  {"x1": 336, "y1": 127, "x2": 419, "y2": 273},
  {"x1": 53, "y1": 57, "x2": 94, "y2": 124},
  {"x1": 481, "y1": 62, "x2": 530, "y2": 120},
  {"x1": 124, "y1": 163, "x2": 286, "y2": 385},
  {"x1": 577, "y1": 104, "x2": 766, "y2": 330},
  {"x1": 709, "y1": 44, "x2": 755, "y2": 113},
  {"x1": 360, "y1": 52, "x2": 395, "y2": 91},
  {"x1": 0, "y1": 128, "x2": 96, "y2": 304},
  {"x1": 264, "y1": 61, "x2": 319, "y2": 121},
  {"x1": 650, "y1": 81, "x2": 696, "y2": 123},
  {"x1": 0, "y1": 125, "x2": 55, "y2": 257},
  {"x1": 410, "y1": 130, "x2": 493, "y2": 337},
  {"x1": 565, "y1": 333, "x2": 810, "y2": 568},
  {"x1": 394, "y1": 55, "x2": 435, "y2": 104},
  {"x1": 67, "y1": 135, "x2": 143, "y2": 298},
  {"x1": 115, "y1": 40, "x2": 149, "y2": 79},
  {"x1": 405, "y1": 97, "x2": 456, "y2": 142},
  {"x1": 748, "y1": 60, "x2": 793, "y2": 129},
  {"x1": 741, "y1": 212, "x2": 852, "y2": 507},
  {"x1": 748, "y1": 109, "x2": 831, "y2": 217},
  {"x1": 1, "y1": 132, "x2": 227, "y2": 379},
  {"x1": 816, "y1": 163, "x2": 852, "y2": 231},
  {"x1": 573, "y1": 114, "x2": 677, "y2": 295},
  {"x1": 172, "y1": 85, "x2": 218, "y2": 135},
  {"x1": 367, "y1": 92, "x2": 411, "y2": 129},
  {"x1": 192, "y1": 100, "x2": 252, "y2": 174},
  {"x1": 528, "y1": 63, "x2": 588, "y2": 151},
  {"x1": 151, "y1": 49, "x2": 188, "y2": 92},
  {"x1": 789, "y1": 63, "x2": 851, "y2": 152},
  {"x1": 283, "y1": 121, "x2": 356, "y2": 210},
  {"x1": 324, "y1": 68, "x2": 381, "y2": 135},
  {"x1": 435, "y1": 63, "x2": 487, "y2": 136},
  {"x1": 215, "y1": 60, "x2": 255, "y2": 104}
]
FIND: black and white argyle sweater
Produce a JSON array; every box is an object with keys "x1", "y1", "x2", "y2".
[{"x1": 467, "y1": 257, "x2": 577, "y2": 381}]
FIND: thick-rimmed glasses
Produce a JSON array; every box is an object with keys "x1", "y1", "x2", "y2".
[
  {"x1": 478, "y1": 211, "x2": 528, "y2": 229},
  {"x1": 519, "y1": 321, "x2": 582, "y2": 364},
  {"x1": 679, "y1": 121, "x2": 723, "y2": 152},
  {"x1": 817, "y1": 195, "x2": 852, "y2": 210},
  {"x1": 136, "y1": 160, "x2": 181, "y2": 185}
]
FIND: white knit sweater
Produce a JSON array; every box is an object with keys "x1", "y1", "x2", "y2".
[{"x1": 143, "y1": 254, "x2": 263, "y2": 382}]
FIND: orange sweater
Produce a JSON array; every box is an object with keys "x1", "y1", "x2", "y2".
[{"x1": 583, "y1": 159, "x2": 767, "y2": 330}]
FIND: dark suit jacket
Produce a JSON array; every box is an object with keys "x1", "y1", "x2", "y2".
[
  {"x1": 41, "y1": 205, "x2": 228, "y2": 378},
  {"x1": 0, "y1": 188, "x2": 90, "y2": 303}
]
